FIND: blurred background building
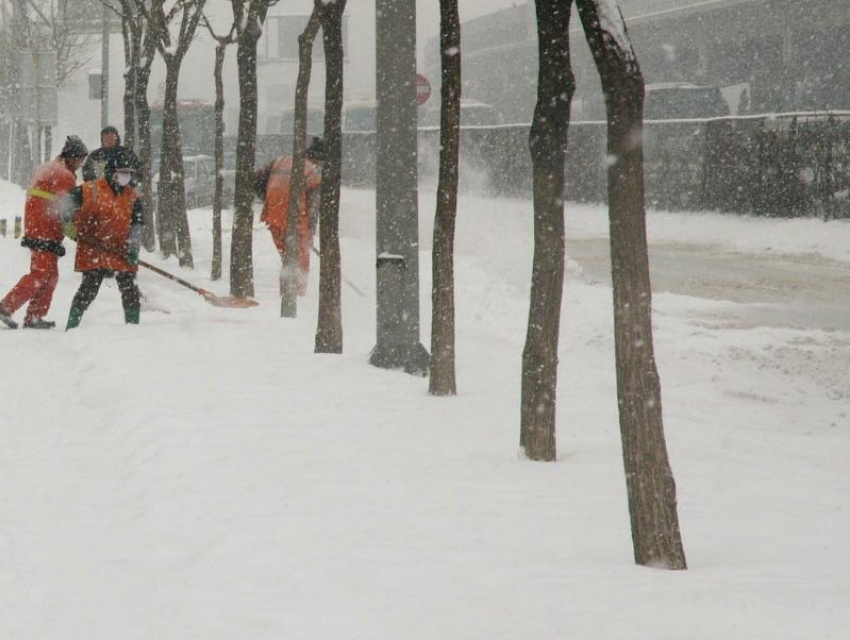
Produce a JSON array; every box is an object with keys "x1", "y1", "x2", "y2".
[{"x1": 426, "y1": 0, "x2": 850, "y2": 124}]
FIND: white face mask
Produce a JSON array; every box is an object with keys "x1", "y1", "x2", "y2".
[{"x1": 116, "y1": 172, "x2": 132, "y2": 187}]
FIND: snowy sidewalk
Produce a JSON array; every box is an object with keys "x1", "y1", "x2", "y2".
[{"x1": 1, "y1": 184, "x2": 848, "y2": 639}]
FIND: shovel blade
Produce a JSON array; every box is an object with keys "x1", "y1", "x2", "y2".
[{"x1": 201, "y1": 291, "x2": 259, "y2": 308}]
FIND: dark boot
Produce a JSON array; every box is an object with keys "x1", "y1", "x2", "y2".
[
  {"x1": 23, "y1": 318, "x2": 56, "y2": 330},
  {"x1": 117, "y1": 273, "x2": 140, "y2": 325},
  {"x1": 66, "y1": 306, "x2": 85, "y2": 331},
  {"x1": 0, "y1": 305, "x2": 17, "y2": 329}
]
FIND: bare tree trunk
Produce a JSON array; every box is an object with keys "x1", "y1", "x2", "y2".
[
  {"x1": 33, "y1": 126, "x2": 42, "y2": 166},
  {"x1": 13, "y1": 121, "x2": 33, "y2": 187},
  {"x1": 211, "y1": 40, "x2": 228, "y2": 281},
  {"x1": 115, "y1": 0, "x2": 157, "y2": 251},
  {"x1": 520, "y1": 0, "x2": 575, "y2": 462},
  {"x1": 120, "y1": 16, "x2": 139, "y2": 151},
  {"x1": 201, "y1": 15, "x2": 236, "y2": 282},
  {"x1": 135, "y1": 65, "x2": 156, "y2": 252},
  {"x1": 429, "y1": 0, "x2": 461, "y2": 396},
  {"x1": 314, "y1": 0, "x2": 347, "y2": 353},
  {"x1": 281, "y1": 8, "x2": 321, "y2": 318},
  {"x1": 157, "y1": 58, "x2": 192, "y2": 266},
  {"x1": 123, "y1": 68, "x2": 136, "y2": 151},
  {"x1": 576, "y1": 0, "x2": 687, "y2": 570},
  {"x1": 230, "y1": 28, "x2": 261, "y2": 299},
  {"x1": 148, "y1": 0, "x2": 204, "y2": 267},
  {"x1": 120, "y1": 11, "x2": 151, "y2": 249},
  {"x1": 9, "y1": 1, "x2": 32, "y2": 187}
]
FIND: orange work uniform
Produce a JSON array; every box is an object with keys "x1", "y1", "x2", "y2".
[
  {"x1": 75, "y1": 178, "x2": 140, "y2": 274},
  {"x1": 260, "y1": 156, "x2": 321, "y2": 293},
  {"x1": 0, "y1": 157, "x2": 77, "y2": 323}
]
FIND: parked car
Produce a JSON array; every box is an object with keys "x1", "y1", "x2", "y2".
[
  {"x1": 342, "y1": 100, "x2": 377, "y2": 133},
  {"x1": 343, "y1": 98, "x2": 504, "y2": 132},
  {"x1": 153, "y1": 154, "x2": 235, "y2": 209},
  {"x1": 183, "y1": 155, "x2": 214, "y2": 209},
  {"x1": 578, "y1": 83, "x2": 730, "y2": 121},
  {"x1": 219, "y1": 152, "x2": 236, "y2": 206},
  {"x1": 644, "y1": 83, "x2": 730, "y2": 120},
  {"x1": 419, "y1": 99, "x2": 504, "y2": 127},
  {"x1": 274, "y1": 106, "x2": 324, "y2": 135}
]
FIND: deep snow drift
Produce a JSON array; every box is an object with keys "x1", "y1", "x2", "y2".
[{"x1": 1, "y1": 178, "x2": 848, "y2": 639}]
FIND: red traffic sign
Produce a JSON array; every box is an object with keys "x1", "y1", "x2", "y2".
[{"x1": 415, "y1": 74, "x2": 431, "y2": 106}]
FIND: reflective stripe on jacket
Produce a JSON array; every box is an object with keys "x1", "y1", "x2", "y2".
[{"x1": 23, "y1": 157, "x2": 78, "y2": 243}]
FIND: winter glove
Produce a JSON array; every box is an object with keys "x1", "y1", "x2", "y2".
[
  {"x1": 126, "y1": 246, "x2": 140, "y2": 266},
  {"x1": 62, "y1": 222, "x2": 77, "y2": 240}
]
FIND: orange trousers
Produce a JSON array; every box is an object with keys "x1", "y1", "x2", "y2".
[{"x1": 0, "y1": 250, "x2": 60, "y2": 322}]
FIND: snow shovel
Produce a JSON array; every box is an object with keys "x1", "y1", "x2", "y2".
[
  {"x1": 137, "y1": 259, "x2": 259, "y2": 308},
  {"x1": 71, "y1": 237, "x2": 258, "y2": 308}
]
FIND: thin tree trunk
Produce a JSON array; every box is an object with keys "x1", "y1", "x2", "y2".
[
  {"x1": 576, "y1": 0, "x2": 687, "y2": 570},
  {"x1": 202, "y1": 16, "x2": 235, "y2": 282},
  {"x1": 281, "y1": 8, "x2": 321, "y2": 317},
  {"x1": 314, "y1": 0, "x2": 347, "y2": 353},
  {"x1": 230, "y1": 30, "x2": 261, "y2": 299},
  {"x1": 135, "y1": 65, "x2": 156, "y2": 252},
  {"x1": 429, "y1": 0, "x2": 461, "y2": 396},
  {"x1": 211, "y1": 41, "x2": 228, "y2": 281},
  {"x1": 520, "y1": 0, "x2": 575, "y2": 462},
  {"x1": 13, "y1": 121, "x2": 33, "y2": 187},
  {"x1": 149, "y1": 0, "x2": 204, "y2": 267},
  {"x1": 123, "y1": 69, "x2": 136, "y2": 151},
  {"x1": 121, "y1": 17, "x2": 139, "y2": 152},
  {"x1": 157, "y1": 59, "x2": 192, "y2": 265}
]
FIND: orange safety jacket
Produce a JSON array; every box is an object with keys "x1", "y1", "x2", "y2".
[
  {"x1": 23, "y1": 157, "x2": 78, "y2": 246},
  {"x1": 260, "y1": 156, "x2": 321, "y2": 235},
  {"x1": 74, "y1": 178, "x2": 140, "y2": 273}
]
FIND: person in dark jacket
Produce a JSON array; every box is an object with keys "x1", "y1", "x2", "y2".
[
  {"x1": 82, "y1": 125, "x2": 139, "y2": 182},
  {"x1": 63, "y1": 149, "x2": 144, "y2": 330},
  {"x1": 0, "y1": 136, "x2": 88, "y2": 330}
]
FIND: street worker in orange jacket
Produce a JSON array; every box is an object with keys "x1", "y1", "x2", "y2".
[
  {"x1": 62, "y1": 149, "x2": 144, "y2": 330},
  {"x1": 255, "y1": 136, "x2": 323, "y2": 296},
  {"x1": 0, "y1": 136, "x2": 88, "y2": 330}
]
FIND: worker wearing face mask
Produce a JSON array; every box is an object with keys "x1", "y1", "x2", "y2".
[{"x1": 61, "y1": 149, "x2": 144, "y2": 329}]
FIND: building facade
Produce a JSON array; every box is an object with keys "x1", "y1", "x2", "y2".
[{"x1": 427, "y1": 0, "x2": 850, "y2": 123}]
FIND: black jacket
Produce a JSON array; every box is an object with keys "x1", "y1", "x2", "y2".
[{"x1": 82, "y1": 145, "x2": 140, "y2": 182}]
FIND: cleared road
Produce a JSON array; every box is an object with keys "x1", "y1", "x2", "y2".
[{"x1": 566, "y1": 238, "x2": 850, "y2": 333}]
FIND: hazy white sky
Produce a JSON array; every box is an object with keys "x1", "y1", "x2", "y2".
[
  {"x1": 198, "y1": 0, "x2": 528, "y2": 100},
  {"x1": 56, "y1": 0, "x2": 532, "y2": 141},
  {"x1": 417, "y1": 0, "x2": 531, "y2": 48},
  {"x1": 299, "y1": 0, "x2": 527, "y2": 96}
]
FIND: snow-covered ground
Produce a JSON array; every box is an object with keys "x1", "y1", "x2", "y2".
[{"x1": 1, "y1": 177, "x2": 848, "y2": 639}]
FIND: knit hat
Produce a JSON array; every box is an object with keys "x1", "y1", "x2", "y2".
[
  {"x1": 106, "y1": 148, "x2": 137, "y2": 174},
  {"x1": 60, "y1": 135, "x2": 89, "y2": 159},
  {"x1": 305, "y1": 136, "x2": 324, "y2": 161}
]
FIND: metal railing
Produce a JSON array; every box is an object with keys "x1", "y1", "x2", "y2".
[{"x1": 243, "y1": 111, "x2": 850, "y2": 219}]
